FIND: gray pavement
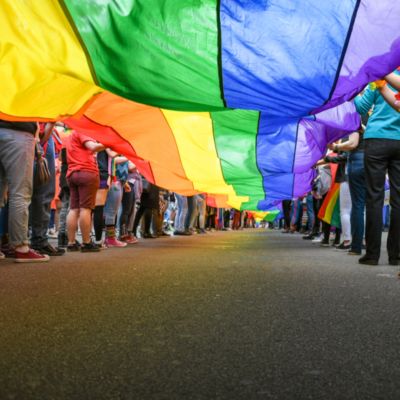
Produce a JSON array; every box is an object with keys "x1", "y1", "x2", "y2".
[{"x1": 0, "y1": 229, "x2": 400, "y2": 400}]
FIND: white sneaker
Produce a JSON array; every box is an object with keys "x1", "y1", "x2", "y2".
[
  {"x1": 0, "y1": 250, "x2": 5, "y2": 259},
  {"x1": 312, "y1": 235, "x2": 323, "y2": 243},
  {"x1": 47, "y1": 228, "x2": 58, "y2": 239}
]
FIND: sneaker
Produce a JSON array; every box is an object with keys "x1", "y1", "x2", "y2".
[
  {"x1": 81, "y1": 242, "x2": 101, "y2": 252},
  {"x1": 104, "y1": 237, "x2": 127, "y2": 247},
  {"x1": 120, "y1": 234, "x2": 138, "y2": 244},
  {"x1": 32, "y1": 243, "x2": 65, "y2": 256},
  {"x1": 47, "y1": 228, "x2": 58, "y2": 239},
  {"x1": 311, "y1": 235, "x2": 323, "y2": 243},
  {"x1": 0, "y1": 250, "x2": 5, "y2": 260},
  {"x1": 320, "y1": 240, "x2": 330, "y2": 247},
  {"x1": 358, "y1": 255, "x2": 378, "y2": 266},
  {"x1": 15, "y1": 249, "x2": 50, "y2": 263},
  {"x1": 336, "y1": 242, "x2": 351, "y2": 251}
]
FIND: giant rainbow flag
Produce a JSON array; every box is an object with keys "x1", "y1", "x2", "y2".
[{"x1": 1, "y1": 1, "x2": 399, "y2": 210}]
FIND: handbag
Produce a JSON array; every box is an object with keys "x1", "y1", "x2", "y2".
[{"x1": 34, "y1": 142, "x2": 51, "y2": 187}]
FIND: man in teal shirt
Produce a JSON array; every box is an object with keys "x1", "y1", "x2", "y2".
[{"x1": 354, "y1": 77, "x2": 400, "y2": 265}]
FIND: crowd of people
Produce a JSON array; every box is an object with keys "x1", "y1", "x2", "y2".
[
  {"x1": 279, "y1": 70, "x2": 400, "y2": 266},
  {"x1": 0, "y1": 70, "x2": 400, "y2": 265},
  {"x1": 0, "y1": 124, "x2": 260, "y2": 263}
]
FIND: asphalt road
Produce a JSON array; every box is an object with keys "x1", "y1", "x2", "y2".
[{"x1": 1, "y1": 229, "x2": 400, "y2": 400}]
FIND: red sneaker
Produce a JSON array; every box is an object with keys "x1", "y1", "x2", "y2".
[
  {"x1": 120, "y1": 234, "x2": 138, "y2": 244},
  {"x1": 15, "y1": 249, "x2": 50, "y2": 263},
  {"x1": 104, "y1": 237, "x2": 127, "y2": 248}
]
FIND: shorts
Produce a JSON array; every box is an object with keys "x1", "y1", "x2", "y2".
[{"x1": 67, "y1": 171, "x2": 99, "y2": 210}]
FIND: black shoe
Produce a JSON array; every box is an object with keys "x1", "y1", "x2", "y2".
[
  {"x1": 143, "y1": 233, "x2": 157, "y2": 239},
  {"x1": 81, "y1": 242, "x2": 101, "y2": 252},
  {"x1": 67, "y1": 242, "x2": 80, "y2": 252},
  {"x1": 359, "y1": 255, "x2": 378, "y2": 266},
  {"x1": 348, "y1": 249, "x2": 361, "y2": 256},
  {"x1": 32, "y1": 243, "x2": 65, "y2": 256},
  {"x1": 302, "y1": 234, "x2": 315, "y2": 240},
  {"x1": 389, "y1": 258, "x2": 399, "y2": 266},
  {"x1": 336, "y1": 242, "x2": 351, "y2": 251},
  {"x1": 320, "y1": 240, "x2": 330, "y2": 247}
]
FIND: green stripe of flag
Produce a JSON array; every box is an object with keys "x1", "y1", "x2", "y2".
[
  {"x1": 211, "y1": 109, "x2": 266, "y2": 210},
  {"x1": 63, "y1": 0, "x2": 224, "y2": 111}
]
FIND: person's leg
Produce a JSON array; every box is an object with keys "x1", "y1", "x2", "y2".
[
  {"x1": 339, "y1": 182, "x2": 352, "y2": 246},
  {"x1": 66, "y1": 174, "x2": 80, "y2": 247},
  {"x1": 58, "y1": 190, "x2": 70, "y2": 247},
  {"x1": 30, "y1": 136, "x2": 56, "y2": 248},
  {"x1": 387, "y1": 142, "x2": 400, "y2": 262},
  {"x1": 290, "y1": 200, "x2": 298, "y2": 232},
  {"x1": 348, "y1": 153, "x2": 365, "y2": 254},
  {"x1": 132, "y1": 204, "x2": 146, "y2": 236},
  {"x1": 93, "y1": 205, "x2": 105, "y2": 242},
  {"x1": 0, "y1": 129, "x2": 36, "y2": 251},
  {"x1": 143, "y1": 208, "x2": 153, "y2": 235},
  {"x1": 79, "y1": 208, "x2": 93, "y2": 243},
  {"x1": 321, "y1": 221, "x2": 331, "y2": 246},
  {"x1": 184, "y1": 196, "x2": 195, "y2": 231},
  {"x1": 174, "y1": 194, "x2": 183, "y2": 232},
  {"x1": 363, "y1": 139, "x2": 388, "y2": 262},
  {"x1": 119, "y1": 182, "x2": 134, "y2": 237},
  {"x1": 77, "y1": 171, "x2": 100, "y2": 251},
  {"x1": 67, "y1": 208, "x2": 79, "y2": 245},
  {"x1": 189, "y1": 196, "x2": 200, "y2": 230},
  {"x1": 103, "y1": 181, "x2": 125, "y2": 246},
  {"x1": 127, "y1": 197, "x2": 139, "y2": 237},
  {"x1": 176, "y1": 195, "x2": 188, "y2": 233},
  {"x1": 306, "y1": 194, "x2": 315, "y2": 232},
  {"x1": 198, "y1": 197, "x2": 206, "y2": 231}
]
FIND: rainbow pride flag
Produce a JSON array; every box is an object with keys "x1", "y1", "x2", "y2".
[
  {"x1": 0, "y1": 1, "x2": 399, "y2": 120},
  {"x1": 0, "y1": 1, "x2": 399, "y2": 210},
  {"x1": 64, "y1": 93, "x2": 359, "y2": 210}
]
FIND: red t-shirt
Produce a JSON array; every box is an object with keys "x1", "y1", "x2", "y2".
[{"x1": 65, "y1": 131, "x2": 99, "y2": 177}]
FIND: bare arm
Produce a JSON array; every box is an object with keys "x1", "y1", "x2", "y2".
[
  {"x1": 385, "y1": 72, "x2": 400, "y2": 91},
  {"x1": 378, "y1": 85, "x2": 400, "y2": 112},
  {"x1": 84, "y1": 140, "x2": 105, "y2": 153},
  {"x1": 105, "y1": 148, "x2": 128, "y2": 164},
  {"x1": 328, "y1": 132, "x2": 360, "y2": 152},
  {"x1": 40, "y1": 122, "x2": 55, "y2": 143}
]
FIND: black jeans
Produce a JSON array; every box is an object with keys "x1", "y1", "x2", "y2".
[
  {"x1": 364, "y1": 139, "x2": 400, "y2": 260},
  {"x1": 282, "y1": 200, "x2": 291, "y2": 229}
]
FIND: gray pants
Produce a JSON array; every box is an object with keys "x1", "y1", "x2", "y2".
[
  {"x1": 0, "y1": 128, "x2": 35, "y2": 247},
  {"x1": 58, "y1": 191, "x2": 70, "y2": 235}
]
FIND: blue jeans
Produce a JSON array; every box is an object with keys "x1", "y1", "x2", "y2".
[
  {"x1": 348, "y1": 151, "x2": 365, "y2": 253},
  {"x1": 305, "y1": 193, "x2": 315, "y2": 231},
  {"x1": 174, "y1": 194, "x2": 188, "y2": 232},
  {"x1": 104, "y1": 181, "x2": 123, "y2": 226},
  {"x1": 30, "y1": 136, "x2": 56, "y2": 246},
  {"x1": 184, "y1": 195, "x2": 196, "y2": 230}
]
